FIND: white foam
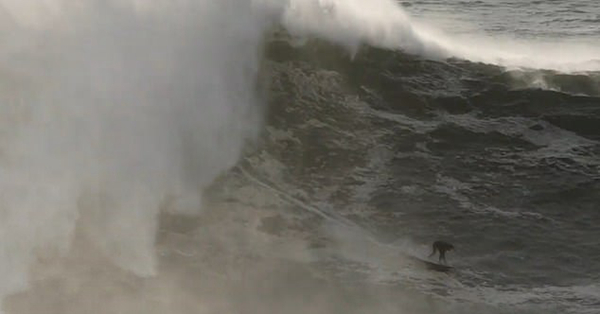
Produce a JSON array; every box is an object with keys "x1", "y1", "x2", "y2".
[{"x1": 276, "y1": 0, "x2": 449, "y2": 58}]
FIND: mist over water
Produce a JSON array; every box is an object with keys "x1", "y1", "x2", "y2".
[
  {"x1": 0, "y1": 0, "x2": 267, "y2": 305},
  {"x1": 0, "y1": 0, "x2": 599, "y2": 313}
]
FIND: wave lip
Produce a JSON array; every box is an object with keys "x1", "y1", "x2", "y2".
[
  {"x1": 277, "y1": 0, "x2": 449, "y2": 58},
  {"x1": 274, "y1": 0, "x2": 600, "y2": 72}
]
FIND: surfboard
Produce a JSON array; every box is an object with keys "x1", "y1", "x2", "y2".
[
  {"x1": 408, "y1": 256, "x2": 453, "y2": 272},
  {"x1": 420, "y1": 259, "x2": 453, "y2": 272}
]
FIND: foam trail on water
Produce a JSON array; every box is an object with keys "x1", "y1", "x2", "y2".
[{"x1": 0, "y1": 0, "x2": 268, "y2": 306}]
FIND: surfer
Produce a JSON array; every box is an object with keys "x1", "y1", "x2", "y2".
[{"x1": 428, "y1": 241, "x2": 454, "y2": 264}]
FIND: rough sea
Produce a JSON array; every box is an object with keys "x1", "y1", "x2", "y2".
[{"x1": 0, "y1": 1, "x2": 598, "y2": 314}]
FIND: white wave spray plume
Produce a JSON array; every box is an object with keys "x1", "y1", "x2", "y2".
[{"x1": 0, "y1": 0, "x2": 271, "y2": 309}]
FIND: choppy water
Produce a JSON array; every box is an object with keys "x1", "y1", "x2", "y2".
[{"x1": 0, "y1": 1, "x2": 599, "y2": 314}]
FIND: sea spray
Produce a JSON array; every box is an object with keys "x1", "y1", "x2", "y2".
[{"x1": 0, "y1": 0, "x2": 268, "y2": 305}]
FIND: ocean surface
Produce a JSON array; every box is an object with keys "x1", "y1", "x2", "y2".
[{"x1": 0, "y1": 1, "x2": 599, "y2": 314}]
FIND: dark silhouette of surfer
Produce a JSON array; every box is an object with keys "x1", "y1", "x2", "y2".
[{"x1": 428, "y1": 241, "x2": 454, "y2": 264}]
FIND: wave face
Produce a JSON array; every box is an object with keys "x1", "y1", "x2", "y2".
[
  {"x1": 1, "y1": 1, "x2": 599, "y2": 314},
  {"x1": 257, "y1": 30, "x2": 600, "y2": 306}
]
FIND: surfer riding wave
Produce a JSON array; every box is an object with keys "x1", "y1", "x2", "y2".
[{"x1": 429, "y1": 241, "x2": 454, "y2": 265}]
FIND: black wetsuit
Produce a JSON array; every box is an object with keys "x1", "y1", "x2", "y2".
[{"x1": 429, "y1": 241, "x2": 454, "y2": 264}]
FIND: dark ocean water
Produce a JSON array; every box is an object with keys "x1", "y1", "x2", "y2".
[
  {"x1": 1, "y1": 1, "x2": 599, "y2": 314},
  {"x1": 246, "y1": 37, "x2": 600, "y2": 313}
]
